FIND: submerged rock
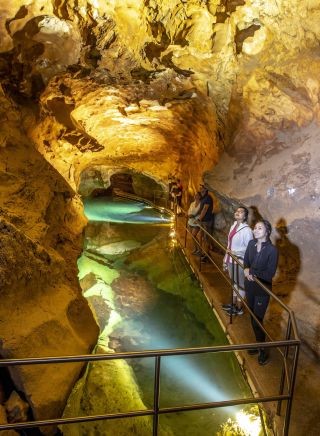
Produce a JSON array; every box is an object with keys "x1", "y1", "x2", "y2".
[
  {"x1": 86, "y1": 294, "x2": 112, "y2": 332},
  {"x1": 61, "y1": 352, "x2": 153, "y2": 436},
  {"x1": 95, "y1": 240, "x2": 141, "y2": 256},
  {"x1": 113, "y1": 272, "x2": 158, "y2": 318}
]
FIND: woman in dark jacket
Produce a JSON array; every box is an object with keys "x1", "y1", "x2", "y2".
[{"x1": 244, "y1": 220, "x2": 278, "y2": 365}]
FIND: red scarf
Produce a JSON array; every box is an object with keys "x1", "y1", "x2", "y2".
[{"x1": 226, "y1": 224, "x2": 239, "y2": 263}]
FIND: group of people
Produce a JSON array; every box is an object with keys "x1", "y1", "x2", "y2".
[
  {"x1": 186, "y1": 187, "x2": 278, "y2": 366},
  {"x1": 222, "y1": 206, "x2": 278, "y2": 365}
]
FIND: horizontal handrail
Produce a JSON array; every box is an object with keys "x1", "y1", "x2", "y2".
[
  {"x1": 110, "y1": 190, "x2": 298, "y2": 339},
  {"x1": 179, "y1": 205, "x2": 299, "y2": 340},
  {"x1": 56, "y1": 190, "x2": 299, "y2": 436},
  {"x1": 113, "y1": 188, "x2": 174, "y2": 219},
  {"x1": 0, "y1": 394, "x2": 290, "y2": 431},
  {"x1": 0, "y1": 340, "x2": 299, "y2": 367},
  {"x1": 109, "y1": 191, "x2": 299, "y2": 364},
  {"x1": 185, "y1": 224, "x2": 283, "y2": 344}
]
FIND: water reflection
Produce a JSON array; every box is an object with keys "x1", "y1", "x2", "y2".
[
  {"x1": 83, "y1": 196, "x2": 172, "y2": 224},
  {"x1": 73, "y1": 196, "x2": 259, "y2": 435}
]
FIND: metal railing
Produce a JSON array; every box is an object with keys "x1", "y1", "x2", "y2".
[
  {"x1": 113, "y1": 188, "x2": 173, "y2": 220},
  {"x1": 172, "y1": 201, "x2": 300, "y2": 435},
  {"x1": 0, "y1": 193, "x2": 300, "y2": 436},
  {"x1": 153, "y1": 189, "x2": 169, "y2": 208},
  {"x1": 0, "y1": 343, "x2": 296, "y2": 434}
]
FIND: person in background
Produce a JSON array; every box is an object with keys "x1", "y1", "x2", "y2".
[
  {"x1": 195, "y1": 185, "x2": 214, "y2": 262},
  {"x1": 170, "y1": 179, "x2": 183, "y2": 215},
  {"x1": 222, "y1": 207, "x2": 253, "y2": 316},
  {"x1": 244, "y1": 220, "x2": 278, "y2": 366},
  {"x1": 168, "y1": 176, "x2": 175, "y2": 210},
  {"x1": 187, "y1": 192, "x2": 202, "y2": 253},
  {"x1": 175, "y1": 179, "x2": 183, "y2": 215}
]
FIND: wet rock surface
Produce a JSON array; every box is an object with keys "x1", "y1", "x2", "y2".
[
  {"x1": 0, "y1": 93, "x2": 99, "y2": 423},
  {"x1": 0, "y1": 1, "x2": 320, "y2": 434},
  {"x1": 0, "y1": 404, "x2": 19, "y2": 435},
  {"x1": 5, "y1": 391, "x2": 29, "y2": 424},
  {"x1": 113, "y1": 272, "x2": 158, "y2": 318}
]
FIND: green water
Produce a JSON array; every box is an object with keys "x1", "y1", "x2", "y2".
[{"x1": 67, "y1": 197, "x2": 260, "y2": 436}]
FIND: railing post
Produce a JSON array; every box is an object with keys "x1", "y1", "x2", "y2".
[
  {"x1": 236, "y1": 258, "x2": 240, "y2": 295},
  {"x1": 174, "y1": 201, "x2": 177, "y2": 228},
  {"x1": 229, "y1": 260, "x2": 234, "y2": 324},
  {"x1": 198, "y1": 230, "x2": 203, "y2": 271},
  {"x1": 184, "y1": 215, "x2": 188, "y2": 248},
  {"x1": 258, "y1": 404, "x2": 268, "y2": 436},
  {"x1": 153, "y1": 356, "x2": 161, "y2": 436},
  {"x1": 283, "y1": 343, "x2": 300, "y2": 436},
  {"x1": 277, "y1": 318, "x2": 292, "y2": 416}
]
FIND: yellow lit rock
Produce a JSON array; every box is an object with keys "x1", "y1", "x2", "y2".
[
  {"x1": 1, "y1": 0, "x2": 320, "y2": 433},
  {"x1": 242, "y1": 26, "x2": 266, "y2": 55}
]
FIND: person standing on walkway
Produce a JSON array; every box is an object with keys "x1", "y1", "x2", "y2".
[
  {"x1": 175, "y1": 179, "x2": 183, "y2": 215},
  {"x1": 168, "y1": 176, "x2": 175, "y2": 210},
  {"x1": 244, "y1": 220, "x2": 278, "y2": 365},
  {"x1": 195, "y1": 185, "x2": 214, "y2": 262},
  {"x1": 222, "y1": 207, "x2": 253, "y2": 316},
  {"x1": 170, "y1": 179, "x2": 183, "y2": 215},
  {"x1": 187, "y1": 192, "x2": 202, "y2": 253}
]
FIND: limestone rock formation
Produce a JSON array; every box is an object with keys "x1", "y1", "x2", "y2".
[
  {"x1": 0, "y1": 404, "x2": 19, "y2": 435},
  {"x1": 28, "y1": 69, "x2": 218, "y2": 201},
  {"x1": 5, "y1": 391, "x2": 29, "y2": 423},
  {"x1": 0, "y1": 92, "x2": 99, "y2": 422},
  {"x1": 61, "y1": 354, "x2": 155, "y2": 436},
  {"x1": 1, "y1": 0, "x2": 320, "y2": 434}
]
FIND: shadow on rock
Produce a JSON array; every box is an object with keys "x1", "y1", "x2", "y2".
[{"x1": 274, "y1": 218, "x2": 301, "y2": 302}]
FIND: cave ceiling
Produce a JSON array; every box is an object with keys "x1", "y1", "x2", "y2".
[
  {"x1": 0, "y1": 0, "x2": 319, "y2": 195},
  {"x1": 1, "y1": 1, "x2": 320, "y2": 423},
  {"x1": 2, "y1": 0, "x2": 320, "y2": 294}
]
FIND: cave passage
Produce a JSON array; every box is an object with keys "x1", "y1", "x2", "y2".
[{"x1": 63, "y1": 195, "x2": 262, "y2": 435}]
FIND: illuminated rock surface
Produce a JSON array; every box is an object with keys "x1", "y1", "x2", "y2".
[
  {"x1": 0, "y1": 93, "x2": 99, "y2": 423},
  {"x1": 0, "y1": 0, "x2": 320, "y2": 433},
  {"x1": 71, "y1": 208, "x2": 251, "y2": 435}
]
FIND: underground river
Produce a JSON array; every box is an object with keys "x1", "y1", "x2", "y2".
[{"x1": 62, "y1": 196, "x2": 262, "y2": 436}]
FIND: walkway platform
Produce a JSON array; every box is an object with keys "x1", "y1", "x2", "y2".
[{"x1": 175, "y1": 216, "x2": 320, "y2": 436}]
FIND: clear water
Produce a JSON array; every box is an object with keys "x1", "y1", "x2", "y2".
[{"x1": 76, "y1": 197, "x2": 258, "y2": 435}]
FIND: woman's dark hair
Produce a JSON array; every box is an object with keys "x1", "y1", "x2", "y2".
[
  {"x1": 238, "y1": 206, "x2": 249, "y2": 222},
  {"x1": 258, "y1": 219, "x2": 272, "y2": 238}
]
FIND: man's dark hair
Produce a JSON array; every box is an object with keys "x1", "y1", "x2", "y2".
[{"x1": 200, "y1": 184, "x2": 208, "y2": 195}]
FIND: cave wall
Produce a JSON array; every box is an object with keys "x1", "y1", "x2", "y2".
[
  {"x1": 79, "y1": 166, "x2": 166, "y2": 203},
  {"x1": 0, "y1": 91, "x2": 99, "y2": 422},
  {"x1": 0, "y1": 0, "x2": 320, "y2": 426},
  {"x1": 203, "y1": 3, "x2": 320, "y2": 356}
]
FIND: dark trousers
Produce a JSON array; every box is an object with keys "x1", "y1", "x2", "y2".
[{"x1": 245, "y1": 280, "x2": 270, "y2": 342}]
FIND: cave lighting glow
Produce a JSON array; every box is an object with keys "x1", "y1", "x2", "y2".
[
  {"x1": 236, "y1": 410, "x2": 262, "y2": 436},
  {"x1": 169, "y1": 228, "x2": 176, "y2": 238},
  {"x1": 149, "y1": 332, "x2": 237, "y2": 405},
  {"x1": 80, "y1": 198, "x2": 262, "y2": 434},
  {"x1": 148, "y1": 333, "x2": 262, "y2": 434},
  {"x1": 84, "y1": 197, "x2": 172, "y2": 224}
]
